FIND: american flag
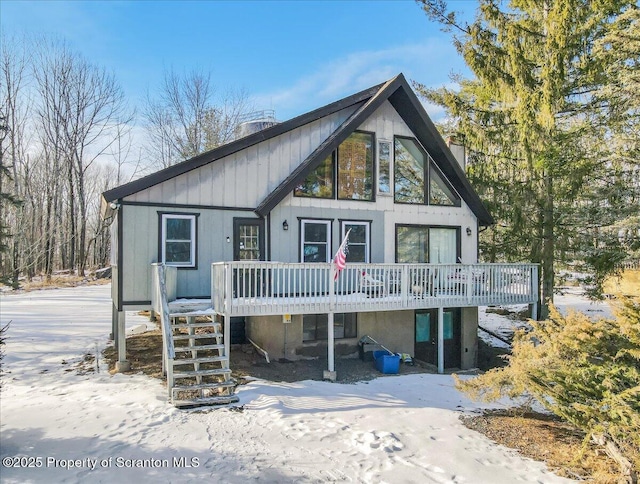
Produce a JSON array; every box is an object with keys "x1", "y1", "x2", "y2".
[{"x1": 333, "y1": 229, "x2": 350, "y2": 280}]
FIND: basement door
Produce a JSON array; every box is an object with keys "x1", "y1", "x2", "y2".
[{"x1": 415, "y1": 309, "x2": 461, "y2": 369}]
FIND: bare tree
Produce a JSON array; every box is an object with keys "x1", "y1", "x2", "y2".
[
  {"x1": 33, "y1": 37, "x2": 132, "y2": 276},
  {"x1": 143, "y1": 68, "x2": 252, "y2": 169},
  {"x1": 0, "y1": 34, "x2": 30, "y2": 287}
]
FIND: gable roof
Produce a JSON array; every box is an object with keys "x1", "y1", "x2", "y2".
[
  {"x1": 102, "y1": 73, "x2": 493, "y2": 226},
  {"x1": 101, "y1": 80, "x2": 383, "y2": 211},
  {"x1": 256, "y1": 73, "x2": 493, "y2": 225}
]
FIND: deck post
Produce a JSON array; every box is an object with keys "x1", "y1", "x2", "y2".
[
  {"x1": 324, "y1": 264, "x2": 337, "y2": 381},
  {"x1": 224, "y1": 313, "x2": 231, "y2": 367},
  {"x1": 115, "y1": 311, "x2": 131, "y2": 372},
  {"x1": 437, "y1": 307, "x2": 444, "y2": 374},
  {"x1": 328, "y1": 312, "x2": 335, "y2": 372}
]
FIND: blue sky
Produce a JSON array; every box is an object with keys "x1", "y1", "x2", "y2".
[{"x1": 1, "y1": 0, "x2": 474, "y2": 121}]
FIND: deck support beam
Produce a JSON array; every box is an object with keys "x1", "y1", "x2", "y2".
[
  {"x1": 224, "y1": 314, "x2": 231, "y2": 368},
  {"x1": 437, "y1": 307, "x2": 444, "y2": 374},
  {"x1": 115, "y1": 311, "x2": 131, "y2": 372},
  {"x1": 327, "y1": 312, "x2": 335, "y2": 373}
]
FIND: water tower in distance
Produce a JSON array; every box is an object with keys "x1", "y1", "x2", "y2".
[{"x1": 235, "y1": 110, "x2": 278, "y2": 139}]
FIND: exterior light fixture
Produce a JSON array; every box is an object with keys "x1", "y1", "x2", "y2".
[
  {"x1": 466, "y1": 227, "x2": 472, "y2": 236},
  {"x1": 226, "y1": 236, "x2": 230, "y2": 243},
  {"x1": 283, "y1": 220, "x2": 288, "y2": 231}
]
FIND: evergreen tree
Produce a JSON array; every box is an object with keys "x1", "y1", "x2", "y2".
[
  {"x1": 457, "y1": 299, "x2": 640, "y2": 480},
  {"x1": 415, "y1": 1, "x2": 639, "y2": 315}
]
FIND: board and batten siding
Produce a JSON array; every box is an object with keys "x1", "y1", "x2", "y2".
[
  {"x1": 123, "y1": 106, "x2": 360, "y2": 207},
  {"x1": 120, "y1": 204, "x2": 259, "y2": 303},
  {"x1": 277, "y1": 100, "x2": 479, "y2": 264}
]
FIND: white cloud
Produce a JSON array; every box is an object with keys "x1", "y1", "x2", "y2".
[{"x1": 251, "y1": 38, "x2": 467, "y2": 122}]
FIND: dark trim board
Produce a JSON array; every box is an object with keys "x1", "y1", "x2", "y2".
[
  {"x1": 102, "y1": 73, "x2": 494, "y2": 226},
  {"x1": 255, "y1": 74, "x2": 493, "y2": 225},
  {"x1": 117, "y1": 206, "x2": 124, "y2": 311},
  {"x1": 122, "y1": 200, "x2": 256, "y2": 212},
  {"x1": 122, "y1": 300, "x2": 152, "y2": 307},
  {"x1": 256, "y1": 77, "x2": 402, "y2": 216},
  {"x1": 101, "y1": 82, "x2": 383, "y2": 207}
]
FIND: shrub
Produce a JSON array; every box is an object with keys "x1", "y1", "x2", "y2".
[{"x1": 457, "y1": 298, "x2": 640, "y2": 480}]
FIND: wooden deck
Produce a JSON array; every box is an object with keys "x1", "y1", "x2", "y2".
[{"x1": 211, "y1": 262, "x2": 539, "y2": 317}]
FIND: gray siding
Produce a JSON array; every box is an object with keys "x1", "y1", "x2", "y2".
[
  {"x1": 118, "y1": 100, "x2": 479, "y2": 302},
  {"x1": 120, "y1": 204, "x2": 258, "y2": 303},
  {"x1": 124, "y1": 106, "x2": 359, "y2": 208}
]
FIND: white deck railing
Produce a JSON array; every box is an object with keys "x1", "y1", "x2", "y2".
[
  {"x1": 211, "y1": 262, "x2": 539, "y2": 317},
  {"x1": 151, "y1": 263, "x2": 176, "y2": 396}
]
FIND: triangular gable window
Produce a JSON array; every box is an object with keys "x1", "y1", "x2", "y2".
[
  {"x1": 394, "y1": 136, "x2": 460, "y2": 207},
  {"x1": 430, "y1": 163, "x2": 460, "y2": 206},
  {"x1": 294, "y1": 131, "x2": 374, "y2": 202}
]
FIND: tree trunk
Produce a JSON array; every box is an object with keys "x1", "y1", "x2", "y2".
[{"x1": 541, "y1": 170, "x2": 554, "y2": 320}]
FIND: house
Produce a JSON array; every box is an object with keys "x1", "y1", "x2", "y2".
[{"x1": 101, "y1": 74, "x2": 538, "y2": 404}]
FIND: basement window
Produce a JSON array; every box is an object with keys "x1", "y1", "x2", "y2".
[{"x1": 302, "y1": 313, "x2": 357, "y2": 342}]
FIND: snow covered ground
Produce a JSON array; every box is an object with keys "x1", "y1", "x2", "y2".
[
  {"x1": 0, "y1": 285, "x2": 585, "y2": 483},
  {"x1": 478, "y1": 287, "x2": 615, "y2": 348}
]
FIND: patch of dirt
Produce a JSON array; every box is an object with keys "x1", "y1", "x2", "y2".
[
  {"x1": 485, "y1": 306, "x2": 531, "y2": 321},
  {"x1": 462, "y1": 410, "x2": 623, "y2": 483},
  {"x1": 103, "y1": 329, "x2": 434, "y2": 384},
  {"x1": 1, "y1": 274, "x2": 110, "y2": 292}
]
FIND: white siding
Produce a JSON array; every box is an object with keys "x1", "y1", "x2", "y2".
[{"x1": 282, "y1": 100, "x2": 478, "y2": 264}]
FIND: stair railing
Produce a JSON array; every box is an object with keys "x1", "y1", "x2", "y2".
[{"x1": 151, "y1": 263, "x2": 176, "y2": 399}]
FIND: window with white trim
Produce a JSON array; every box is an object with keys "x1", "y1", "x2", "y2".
[
  {"x1": 377, "y1": 139, "x2": 391, "y2": 195},
  {"x1": 341, "y1": 221, "x2": 370, "y2": 263},
  {"x1": 161, "y1": 213, "x2": 196, "y2": 267},
  {"x1": 301, "y1": 219, "x2": 331, "y2": 263}
]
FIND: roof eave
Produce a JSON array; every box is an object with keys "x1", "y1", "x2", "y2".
[{"x1": 101, "y1": 81, "x2": 387, "y2": 207}]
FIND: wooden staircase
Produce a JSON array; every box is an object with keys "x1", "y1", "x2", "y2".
[{"x1": 166, "y1": 311, "x2": 239, "y2": 408}]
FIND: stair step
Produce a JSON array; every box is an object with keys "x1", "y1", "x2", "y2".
[
  {"x1": 173, "y1": 333, "x2": 223, "y2": 341},
  {"x1": 172, "y1": 356, "x2": 228, "y2": 365},
  {"x1": 171, "y1": 322, "x2": 220, "y2": 329},
  {"x1": 170, "y1": 310, "x2": 216, "y2": 318},
  {"x1": 174, "y1": 344, "x2": 225, "y2": 352},
  {"x1": 172, "y1": 395, "x2": 239, "y2": 408},
  {"x1": 173, "y1": 368, "x2": 232, "y2": 379},
  {"x1": 172, "y1": 381, "x2": 236, "y2": 393}
]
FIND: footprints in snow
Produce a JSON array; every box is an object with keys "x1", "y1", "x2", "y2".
[{"x1": 353, "y1": 430, "x2": 404, "y2": 454}]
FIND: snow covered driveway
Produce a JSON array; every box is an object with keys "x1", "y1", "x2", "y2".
[{"x1": 0, "y1": 285, "x2": 574, "y2": 483}]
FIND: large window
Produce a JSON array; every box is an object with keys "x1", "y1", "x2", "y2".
[
  {"x1": 295, "y1": 131, "x2": 374, "y2": 202},
  {"x1": 396, "y1": 225, "x2": 459, "y2": 263},
  {"x1": 430, "y1": 164, "x2": 460, "y2": 206},
  {"x1": 394, "y1": 136, "x2": 461, "y2": 207},
  {"x1": 294, "y1": 153, "x2": 334, "y2": 198},
  {"x1": 337, "y1": 132, "x2": 374, "y2": 200},
  {"x1": 301, "y1": 219, "x2": 331, "y2": 262},
  {"x1": 396, "y1": 225, "x2": 429, "y2": 263},
  {"x1": 341, "y1": 221, "x2": 370, "y2": 263},
  {"x1": 302, "y1": 313, "x2": 357, "y2": 341},
  {"x1": 394, "y1": 137, "x2": 426, "y2": 204},
  {"x1": 378, "y1": 139, "x2": 391, "y2": 195},
  {"x1": 160, "y1": 213, "x2": 197, "y2": 267}
]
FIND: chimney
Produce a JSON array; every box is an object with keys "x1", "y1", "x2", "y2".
[{"x1": 447, "y1": 136, "x2": 466, "y2": 171}]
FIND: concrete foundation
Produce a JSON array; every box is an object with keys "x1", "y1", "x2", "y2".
[{"x1": 246, "y1": 307, "x2": 479, "y2": 371}]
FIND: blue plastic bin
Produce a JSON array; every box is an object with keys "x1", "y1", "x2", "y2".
[{"x1": 373, "y1": 350, "x2": 400, "y2": 374}]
